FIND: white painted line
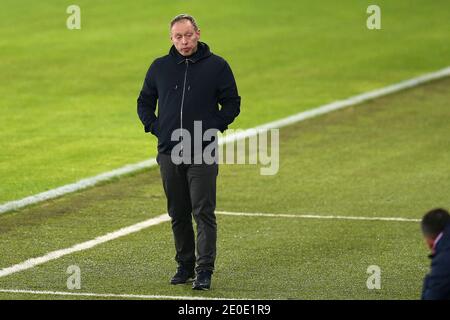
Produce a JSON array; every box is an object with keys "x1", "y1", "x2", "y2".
[
  {"x1": 1, "y1": 66, "x2": 449, "y2": 215},
  {"x1": 0, "y1": 159, "x2": 157, "y2": 215},
  {"x1": 0, "y1": 288, "x2": 240, "y2": 300},
  {"x1": 215, "y1": 211, "x2": 420, "y2": 222},
  {"x1": 0, "y1": 209, "x2": 418, "y2": 279},
  {"x1": 0, "y1": 213, "x2": 170, "y2": 278},
  {"x1": 214, "y1": 66, "x2": 450, "y2": 144}
]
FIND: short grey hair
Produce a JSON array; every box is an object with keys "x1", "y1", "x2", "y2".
[{"x1": 170, "y1": 14, "x2": 199, "y2": 31}]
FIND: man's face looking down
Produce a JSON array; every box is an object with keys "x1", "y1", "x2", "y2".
[{"x1": 170, "y1": 19, "x2": 201, "y2": 57}]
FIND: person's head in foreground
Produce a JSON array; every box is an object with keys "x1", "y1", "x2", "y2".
[
  {"x1": 421, "y1": 208, "x2": 450, "y2": 300},
  {"x1": 421, "y1": 208, "x2": 450, "y2": 252}
]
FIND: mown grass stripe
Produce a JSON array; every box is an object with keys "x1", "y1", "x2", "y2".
[{"x1": 1, "y1": 66, "x2": 449, "y2": 215}]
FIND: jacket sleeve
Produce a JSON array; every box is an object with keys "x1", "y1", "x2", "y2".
[
  {"x1": 137, "y1": 61, "x2": 159, "y2": 136},
  {"x1": 214, "y1": 61, "x2": 241, "y2": 132},
  {"x1": 421, "y1": 252, "x2": 450, "y2": 300}
]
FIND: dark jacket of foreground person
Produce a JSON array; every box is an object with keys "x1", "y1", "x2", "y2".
[
  {"x1": 137, "y1": 41, "x2": 241, "y2": 155},
  {"x1": 422, "y1": 223, "x2": 450, "y2": 300}
]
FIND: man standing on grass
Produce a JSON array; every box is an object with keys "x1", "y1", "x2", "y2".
[
  {"x1": 421, "y1": 208, "x2": 450, "y2": 299},
  {"x1": 137, "y1": 14, "x2": 240, "y2": 290}
]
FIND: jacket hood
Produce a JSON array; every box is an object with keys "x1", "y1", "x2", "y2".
[{"x1": 169, "y1": 41, "x2": 212, "y2": 64}]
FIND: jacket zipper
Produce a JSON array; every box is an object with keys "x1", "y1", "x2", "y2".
[{"x1": 179, "y1": 59, "x2": 189, "y2": 156}]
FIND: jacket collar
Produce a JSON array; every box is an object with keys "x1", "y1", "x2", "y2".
[
  {"x1": 169, "y1": 41, "x2": 212, "y2": 64},
  {"x1": 429, "y1": 223, "x2": 450, "y2": 259}
]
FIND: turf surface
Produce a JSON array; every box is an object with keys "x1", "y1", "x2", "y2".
[
  {"x1": 1, "y1": 77, "x2": 449, "y2": 299},
  {"x1": 1, "y1": 0, "x2": 449, "y2": 203}
]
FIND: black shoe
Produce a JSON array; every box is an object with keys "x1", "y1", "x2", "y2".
[
  {"x1": 192, "y1": 270, "x2": 212, "y2": 290},
  {"x1": 170, "y1": 267, "x2": 195, "y2": 285}
]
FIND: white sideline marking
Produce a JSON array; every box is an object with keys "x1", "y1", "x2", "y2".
[
  {"x1": 0, "y1": 289, "x2": 238, "y2": 300},
  {"x1": 0, "y1": 159, "x2": 157, "y2": 215},
  {"x1": 215, "y1": 211, "x2": 420, "y2": 222},
  {"x1": 0, "y1": 209, "x2": 419, "y2": 279},
  {"x1": 0, "y1": 214, "x2": 170, "y2": 278},
  {"x1": 1, "y1": 66, "x2": 449, "y2": 215}
]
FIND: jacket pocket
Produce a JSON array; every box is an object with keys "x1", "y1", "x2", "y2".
[
  {"x1": 151, "y1": 118, "x2": 160, "y2": 137},
  {"x1": 207, "y1": 112, "x2": 226, "y2": 133}
]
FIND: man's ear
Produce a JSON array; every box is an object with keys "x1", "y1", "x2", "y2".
[
  {"x1": 196, "y1": 29, "x2": 201, "y2": 39},
  {"x1": 425, "y1": 236, "x2": 434, "y2": 250}
]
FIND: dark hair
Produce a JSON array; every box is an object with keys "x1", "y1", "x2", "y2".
[
  {"x1": 421, "y1": 208, "x2": 450, "y2": 238},
  {"x1": 170, "y1": 14, "x2": 199, "y2": 31}
]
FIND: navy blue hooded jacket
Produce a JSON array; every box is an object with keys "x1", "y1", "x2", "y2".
[
  {"x1": 137, "y1": 42, "x2": 241, "y2": 155},
  {"x1": 422, "y1": 223, "x2": 450, "y2": 300}
]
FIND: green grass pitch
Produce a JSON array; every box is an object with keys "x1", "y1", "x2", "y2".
[
  {"x1": 0, "y1": 0, "x2": 449, "y2": 203},
  {"x1": 1, "y1": 77, "x2": 450, "y2": 299}
]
